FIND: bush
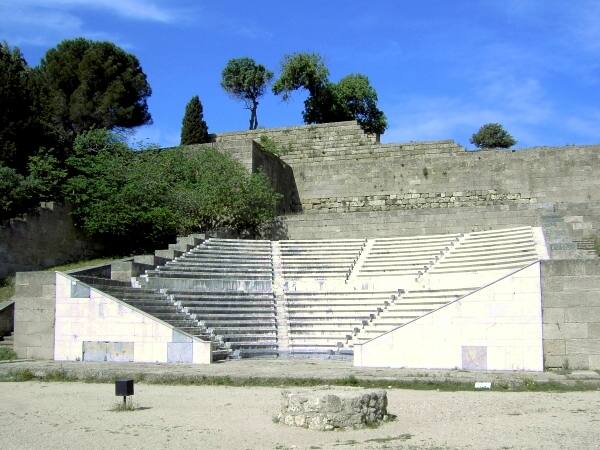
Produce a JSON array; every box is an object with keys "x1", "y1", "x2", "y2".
[
  {"x1": 0, "y1": 347, "x2": 17, "y2": 361},
  {"x1": 470, "y1": 123, "x2": 516, "y2": 149},
  {"x1": 25, "y1": 150, "x2": 67, "y2": 201},
  {"x1": 65, "y1": 130, "x2": 281, "y2": 253}
]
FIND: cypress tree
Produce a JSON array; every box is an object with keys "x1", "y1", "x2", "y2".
[{"x1": 180, "y1": 95, "x2": 209, "y2": 145}]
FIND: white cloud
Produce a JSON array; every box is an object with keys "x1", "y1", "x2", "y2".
[
  {"x1": 6, "y1": 0, "x2": 179, "y2": 23},
  {"x1": 384, "y1": 66, "x2": 554, "y2": 148},
  {"x1": 0, "y1": 0, "x2": 185, "y2": 47}
]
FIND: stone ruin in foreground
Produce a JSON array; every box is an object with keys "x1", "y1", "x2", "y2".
[{"x1": 6, "y1": 121, "x2": 600, "y2": 371}]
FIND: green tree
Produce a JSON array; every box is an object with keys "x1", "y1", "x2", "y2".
[
  {"x1": 272, "y1": 53, "x2": 329, "y2": 100},
  {"x1": 0, "y1": 165, "x2": 32, "y2": 221},
  {"x1": 25, "y1": 150, "x2": 68, "y2": 201},
  {"x1": 221, "y1": 57, "x2": 273, "y2": 130},
  {"x1": 470, "y1": 123, "x2": 516, "y2": 149},
  {"x1": 334, "y1": 74, "x2": 387, "y2": 135},
  {"x1": 38, "y1": 38, "x2": 152, "y2": 145},
  {"x1": 0, "y1": 42, "x2": 39, "y2": 172},
  {"x1": 273, "y1": 52, "x2": 387, "y2": 135},
  {"x1": 180, "y1": 95, "x2": 209, "y2": 145}
]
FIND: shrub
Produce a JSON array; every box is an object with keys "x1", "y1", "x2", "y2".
[
  {"x1": 0, "y1": 347, "x2": 17, "y2": 361},
  {"x1": 0, "y1": 164, "x2": 34, "y2": 221},
  {"x1": 470, "y1": 123, "x2": 516, "y2": 149},
  {"x1": 65, "y1": 130, "x2": 281, "y2": 253}
]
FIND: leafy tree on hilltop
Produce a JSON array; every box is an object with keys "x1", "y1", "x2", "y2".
[
  {"x1": 272, "y1": 52, "x2": 387, "y2": 135},
  {"x1": 221, "y1": 57, "x2": 273, "y2": 130},
  {"x1": 332, "y1": 74, "x2": 387, "y2": 135},
  {"x1": 38, "y1": 38, "x2": 152, "y2": 146},
  {"x1": 272, "y1": 53, "x2": 329, "y2": 100},
  {"x1": 180, "y1": 95, "x2": 210, "y2": 145},
  {"x1": 470, "y1": 123, "x2": 516, "y2": 149},
  {"x1": 0, "y1": 42, "x2": 40, "y2": 172}
]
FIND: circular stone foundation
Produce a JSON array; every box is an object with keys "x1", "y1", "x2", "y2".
[{"x1": 276, "y1": 388, "x2": 389, "y2": 431}]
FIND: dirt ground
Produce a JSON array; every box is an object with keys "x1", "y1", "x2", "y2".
[{"x1": 1, "y1": 382, "x2": 599, "y2": 450}]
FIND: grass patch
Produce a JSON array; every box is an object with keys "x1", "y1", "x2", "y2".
[
  {"x1": 258, "y1": 135, "x2": 292, "y2": 156},
  {"x1": 0, "y1": 347, "x2": 17, "y2": 361},
  {"x1": 0, "y1": 276, "x2": 15, "y2": 303},
  {"x1": 0, "y1": 369, "x2": 596, "y2": 392},
  {"x1": 595, "y1": 237, "x2": 600, "y2": 257},
  {"x1": 110, "y1": 400, "x2": 137, "y2": 412}
]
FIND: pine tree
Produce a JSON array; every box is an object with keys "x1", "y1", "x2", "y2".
[{"x1": 180, "y1": 95, "x2": 209, "y2": 145}]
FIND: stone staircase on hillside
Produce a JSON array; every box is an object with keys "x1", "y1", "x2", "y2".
[
  {"x1": 280, "y1": 140, "x2": 462, "y2": 165},
  {"x1": 139, "y1": 238, "x2": 278, "y2": 358},
  {"x1": 66, "y1": 226, "x2": 546, "y2": 360},
  {"x1": 279, "y1": 239, "x2": 366, "y2": 281},
  {"x1": 169, "y1": 290, "x2": 278, "y2": 358},
  {"x1": 285, "y1": 290, "x2": 398, "y2": 357},
  {"x1": 142, "y1": 238, "x2": 274, "y2": 292},
  {"x1": 354, "y1": 226, "x2": 542, "y2": 345}
]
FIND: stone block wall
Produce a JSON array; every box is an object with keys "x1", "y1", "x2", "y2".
[
  {"x1": 541, "y1": 260, "x2": 600, "y2": 370},
  {"x1": 286, "y1": 145, "x2": 600, "y2": 205},
  {"x1": 216, "y1": 121, "x2": 375, "y2": 155},
  {"x1": 13, "y1": 271, "x2": 56, "y2": 359},
  {"x1": 251, "y1": 141, "x2": 301, "y2": 213},
  {"x1": 0, "y1": 203, "x2": 105, "y2": 279}
]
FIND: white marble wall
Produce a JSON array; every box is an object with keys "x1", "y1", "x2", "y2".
[
  {"x1": 54, "y1": 273, "x2": 211, "y2": 364},
  {"x1": 354, "y1": 262, "x2": 543, "y2": 371}
]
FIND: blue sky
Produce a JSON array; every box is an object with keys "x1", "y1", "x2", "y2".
[{"x1": 1, "y1": 0, "x2": 599, "y2": 148}]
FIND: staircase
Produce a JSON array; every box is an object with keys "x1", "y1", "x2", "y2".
[
  {"x1": 74, "y1": 275, "x2": 230, "y2": 361},
  {"x1": 170, "y1": 290, "x2": 278, "y2": 358}
]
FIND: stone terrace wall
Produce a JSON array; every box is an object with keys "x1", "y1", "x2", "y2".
[
  {"x1": 276, "y1": 140, "x2": 600, "y2": 239},
  {"x1": 0, "y1": 203, "x2": 105, "y2": 279},
  {"x1": 216, "y1": 121, "x2": 376, "y2": 155},
  {"x1": 179, "y1": 122, "x2": 600, "y2": 241},
  {"x1": 283, "y1": 144, "x2": 600, "y2": 208},
  {"x1": 542, "y1": 260, "x2": 600, "y2": 370}
]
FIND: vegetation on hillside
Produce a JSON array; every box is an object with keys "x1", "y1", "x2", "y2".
[
  {"x1": 1, "y1": 36, "x2": 391, "y2": 253},
  {"x1": 470, "y1": 123, "x2": 516, "y2": 149},
  {"x1": 0, "y1": 38, "x2": 154, "y2": 222},
  {"x1": 0, "y1": 277, "x2": 15, "y2": 304},
  {"x1": 65, "y1": 130, "x2": 280, "y2": 252},
  {"x1": 272, "y1": 52, "x2": 387, "y2": 135}
]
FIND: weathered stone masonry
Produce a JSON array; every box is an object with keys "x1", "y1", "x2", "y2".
[{"x1": 302, "y1": 190, "x2": 534, "y2": 213}]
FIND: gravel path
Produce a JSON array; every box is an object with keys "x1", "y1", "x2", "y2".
[{"x1": 1, "y1": 382, "x2": 600, "y2": 449}]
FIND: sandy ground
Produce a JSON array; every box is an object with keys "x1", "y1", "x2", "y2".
[{"x1": 1, "y1": 382, "x2": 600, "y2": 450}]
